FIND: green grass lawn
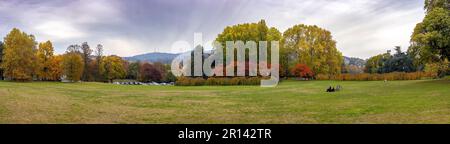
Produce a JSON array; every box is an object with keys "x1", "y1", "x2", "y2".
[{"x1": 0, "y1": 79, "x2": 449, "y2": 124}]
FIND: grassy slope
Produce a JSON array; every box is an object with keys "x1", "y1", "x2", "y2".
[{"x1": 0, "y1": 80, "x2": 449, "y2": 124}]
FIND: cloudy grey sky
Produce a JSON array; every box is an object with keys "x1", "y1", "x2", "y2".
[{"x1": 0, "y1": 0, "x2": 425, "y2": 58}]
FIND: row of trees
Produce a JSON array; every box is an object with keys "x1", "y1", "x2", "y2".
[
  {"x1": 0, "y1": 28, "x2": 175, "y2": 83},
  {"x1": 366, "y1": 0, "x2": 449, "y2": 77},
  {"x1": 365, "y1": 46, "x2": 415, "y2": 74},
  {"x1": 125, "y1": 61, "x2": 176, "y2": 83},
  {"x1": 214, "y1": 20, "x2": 343, "y2": 78},
  {"x1": 0, "y1": 28, "x2": 110, "y2": 82},
  {"x1": 211, "y1": 0, "x2": 449, "y2": 80}
]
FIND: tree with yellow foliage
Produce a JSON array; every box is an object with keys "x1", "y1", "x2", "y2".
[
  {"x1": 99, "y1": 55, "x2": 126, "y2": 83},
  {"x1": 36, "y1": 41, "x2": 55, "y2": 80},
  {"x1": 282, "y1": 24, "x2": 343, "y2": 76},
  {"x1": 62, "y1": 45, "x2": 84, "y2": 82},
  {"x1": 48, "y1": 55, "x2": 63, "y2": 81},
  {"x1": 0, "y1": 41, "x2": 4, "y2": 80},
  {"x1": 1, "y1": 28, "x2": 37, "y2": 81}
]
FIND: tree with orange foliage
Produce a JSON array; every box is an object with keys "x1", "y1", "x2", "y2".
[
  {"x1": 48, "y1": 55, "x2": 63, "y2": 81},
  {"x1": 291, "y1": 64, "x2": 314, "y2": 79}
]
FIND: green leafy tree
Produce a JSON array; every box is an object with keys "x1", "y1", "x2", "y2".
[
  {"x1": 383, "y1": 46, "x2": 416, "y2": 73},
  {"x1": 126, "y1": 61, "x2": 140, "y2": 80},
  {"x1": 365, "y1": 52, "x2": 391, "y2": 74},
  {"x1": 425, "y1": 0, "x2": 449, "y2": 12},
  {"x1": 1, "y1": 28, "x2": 37, "y2": 81},
  {"x1": 409, "y1": 0, "x2": 449, "y2": 75},
  {"x1": 282, "y1": 24, "x2": 343, "y2": 76},
  {"x1": 99, "y1": 55, "x2": 126, "y2": 83},
  {"x1": 163, "y1": 71, "x2": 177, "y2": 83}
]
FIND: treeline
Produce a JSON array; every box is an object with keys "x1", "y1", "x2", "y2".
[
  {"x1": 316, "y1": 72, "x2": 437, "y2": 81},
  {"x1": 214, "y1": 20, "x2": 343, "y2": 78},
  {"x1": 175, "y1": 77, "x2": 263, "y2": 86},
  {"x1": 365, "y1": 0, "x2": 450, "y2": 78},
  {"x1": 0, "y1": 28, "x2": 175, "y2": 83},
  {"x1": 206, "y1": 0, "x2": 449, "y2": 82}
]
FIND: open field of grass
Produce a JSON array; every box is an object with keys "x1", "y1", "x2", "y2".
[{"x1": 0, "y1": 80, "x2": 449, "y2": 124}]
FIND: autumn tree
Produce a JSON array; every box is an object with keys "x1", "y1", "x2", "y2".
[
  {"x1": 36, "y1": 41, "x2": 55, "y2": 80},
  {"x1": 99, "y1": 55, "x2": 126, "y2": 83},
  {"x1": 282, "y1": 24, "x2": 343, "y2": 76},
  {"x1": 291, "y1": 64, "x2": 314, "y2": 79},
  {"x1": 1, "y1": 28, "x2": 37, "y2": 81},
  {"x1": 139, "y1": 62, "x2": 162, "y2": 82},
  {"x1": 215, "y1": 19, "x2": 282, "y2": 76},
  {"x1": 62, "y1": 45, "x2": 84, "y2": 82},
  {"x1": 153, "y1": 62, "x2": 167, "y2": 79},
  {"x1": 80, "y1": 42, "x2": 93, "y2": 81},
  {"x1": 0, "y1": 41, "x2": 4, "y2": 80},
  {"x1": 48, "y1": 55, "x2": 63, "y2": 81},
  {"x1": 94, "y1": 44, "x2": 104, "y2": 81}
]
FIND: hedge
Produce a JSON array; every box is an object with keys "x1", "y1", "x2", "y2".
[
  {"x1": 315, "y1": 72, "x2": 437, "y2": 81},
  {"x1": 176, "y1": 77, "x2": 263, "y2": 86}
]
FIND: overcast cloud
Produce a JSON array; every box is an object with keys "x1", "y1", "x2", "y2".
[{"x1": 0, "y1": 0, "x2": 425, "y2": 58}]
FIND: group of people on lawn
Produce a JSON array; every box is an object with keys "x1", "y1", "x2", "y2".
[{"x1": 326, "y1": 85, "x2": 342, "y2": 92}]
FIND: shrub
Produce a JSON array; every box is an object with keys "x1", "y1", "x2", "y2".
[
  {"x1": 176, "y1": 77, "x2": 262, "y2": 86},
  {"x1": 315, "y1": 74, "x2": 329, "y2": 80},
  {"x1": 175, "y1": 77, "x2": 191, "y2": 86},
  {"x1": 291, "y1": 64, "x2": 314, "y2": 79},
  {"x1": 314, "y1": 72, "x2": 436, "y2": 81},
  {"x1": 192, "y1": 77, "x2": 206, "y2": 86},
  {"x1": 246, "y1": 77, "x2": 261, "y2": 85}
]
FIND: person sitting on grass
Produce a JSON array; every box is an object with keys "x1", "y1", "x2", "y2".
[
  {"x1": 327, "y1": 86, "x2": 335, "y2": 92},
  {"x1": 336, "y1": 85, "x2": 342, "y2": 91}
]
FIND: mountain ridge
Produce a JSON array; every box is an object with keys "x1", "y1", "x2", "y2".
[
  {"x1": 124, "y1": 52, "x2": 367, "y2": 67},
  {"x1": 123, "y1": 52, "x2": 179, "y2": 64}
]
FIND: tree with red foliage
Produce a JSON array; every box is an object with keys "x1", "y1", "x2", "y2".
[
  {"x1": 139, "y1": 62, "x2": 162, "y2": 82},
  {"x1": 291, "y1": 64, "x2": 314, "y2": 79}
]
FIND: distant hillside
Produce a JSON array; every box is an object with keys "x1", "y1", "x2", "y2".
[
  {"x1": 342, "y1": 56, "x2": 366, "y2": 74},
  {"x1": 123, "y1": 52, "x2": 179, "y2": 64},
  {"x1": 124, "y1": 53, "x2": 367, "y2": 67},
  {"x1": 343, "y1": 56, "x2": 366, "y2": 68}
]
